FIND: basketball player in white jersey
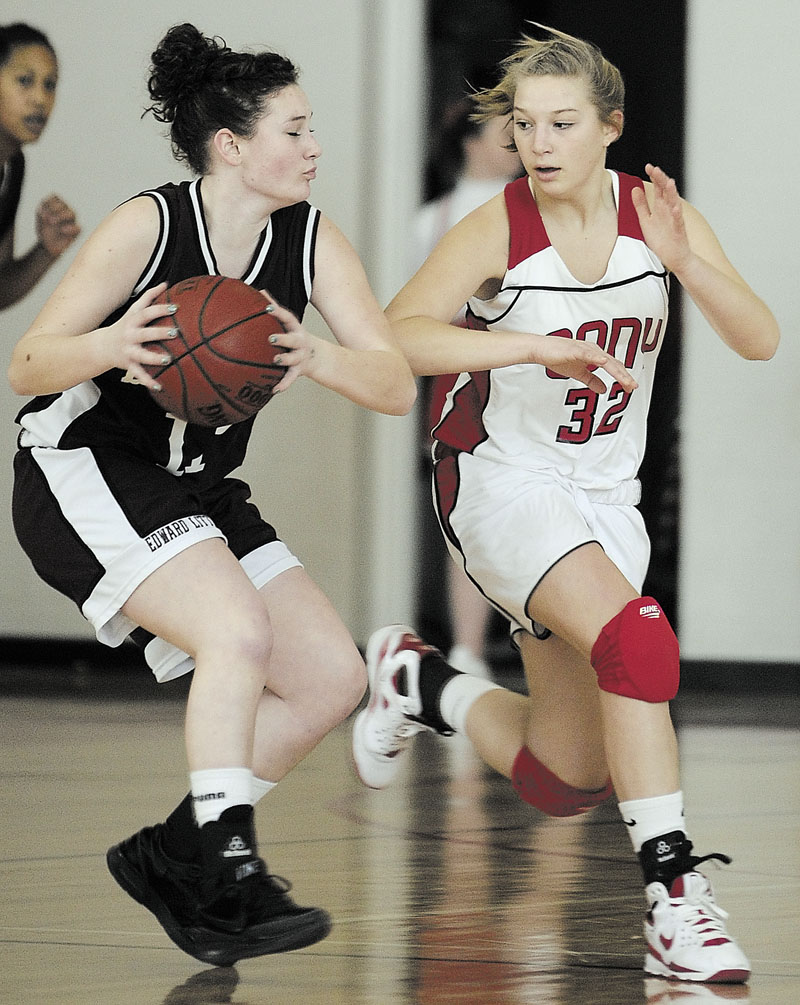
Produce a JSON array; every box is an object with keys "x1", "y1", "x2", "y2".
[{"x1": 353, "y1": 24, "x2": 779, "y2": 986}]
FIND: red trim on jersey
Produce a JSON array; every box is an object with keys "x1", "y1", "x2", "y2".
[
  {"x1": 432, "y1": 449, "x2": 459, "y2": 549},
  {"x1": 505, "y1": 177, "x2": 550, "y2": 270},
  {"x1": 432, "y1": 370, "x2": 490, "y2": 454},
  {"x1": 505, "y1": 172, "x2": 646, "y2": 267},
  {"x1": 617, "y1": 172, "x2": 646, "y2": 240}
]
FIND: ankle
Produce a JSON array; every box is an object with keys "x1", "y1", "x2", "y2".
[{"x1": 638, "y1": 830, "x2": 693, "y2": 887}]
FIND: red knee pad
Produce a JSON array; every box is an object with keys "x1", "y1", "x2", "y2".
[
  {"x1": 511, "y1": 746, "x2": 613, "y2": 817},
  {"x1": 590, "y1": 596, "x2": 680, "y2": 703}
]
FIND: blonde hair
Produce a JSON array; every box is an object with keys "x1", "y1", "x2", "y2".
[{"x1": 472, "y1": 23, "x2": 625, "y2": 139}]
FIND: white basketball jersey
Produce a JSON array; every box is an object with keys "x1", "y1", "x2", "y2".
[{"x1": 432, "y1": 171, "x2": 670, "y2": 496}]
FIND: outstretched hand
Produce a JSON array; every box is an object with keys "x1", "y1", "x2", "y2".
[
  {"x1": 529, "y1": 335, "x2": 638, "y2": 394},
  {"x1": 631, "y1": 164, "x2": 692, "y2": 274}
]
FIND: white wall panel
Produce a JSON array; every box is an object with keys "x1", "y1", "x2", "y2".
[{"x1": 681, "y1": 0, "x2": 800, "y2": 660}]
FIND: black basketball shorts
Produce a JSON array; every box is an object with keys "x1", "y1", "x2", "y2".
[{"x1": 13, "y1": 445, "x2": 301, "y2": 681}]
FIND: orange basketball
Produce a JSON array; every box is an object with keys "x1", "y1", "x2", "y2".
[{"x1": 144, "y1": 275, "x2": 286, "y2": 427}]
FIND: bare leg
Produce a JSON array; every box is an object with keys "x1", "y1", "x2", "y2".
[
  {"x1": 463, "y1": 632, "x2": 608, "y2": 789},
  {"x1": 525, "y1": 544, "x2": 680, "y2": 801},
  {"x1": 447, "y1": 558, "x2": 492, "y2": 661},
  {"x1": 122, "y1": 538, "x2": 276, "y2": 770},
  {"x1": 249, "y1": 567, "x2": 366, "y2": 781},
  {"x1": 457, "y1": 543, "x2": 679, "y2": 801}
]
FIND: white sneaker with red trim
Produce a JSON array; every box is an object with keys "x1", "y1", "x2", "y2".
[
  {"x1": 352, "y1": 625, "x2": 439, "y2": 789},
  {"x1": 644, "y1": 871, "x2": 750, "y2": 984}
]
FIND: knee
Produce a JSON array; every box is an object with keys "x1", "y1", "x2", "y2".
[
  {"x1": 511, "y1": 746, "x2": 613, "y2": 817},
  {"x1": 590, "y1": 596, "x2": 680, "y2": 703},
  {"x1": 213, "y1": 605, "x2": 274, "y2": 676},
  {"x1": 317, "y1": 650, "x2": 367, "y2": 726},
  {"x1": 340, "y1": 654, "x2": 368, "y2": 717}
]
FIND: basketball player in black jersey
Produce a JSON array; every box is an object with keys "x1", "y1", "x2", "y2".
[
  {"x1": 7, "y1": 23, "x2": 416, "y2": 965},
  {"x1": 0, "y1": 22, "x2": 79, "y2": 308}
]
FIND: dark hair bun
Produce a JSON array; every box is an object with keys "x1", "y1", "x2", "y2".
[{"x1": 148, "y1": 23, "x2": 229, "y2": 124}]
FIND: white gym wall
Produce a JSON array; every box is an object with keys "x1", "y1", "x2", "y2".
[{"x1": 679, "y1": 0, "x2": 800, "y2": 662}]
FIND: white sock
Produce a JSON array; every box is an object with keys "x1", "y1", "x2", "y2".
[
  {"x1": 617, "y1": 790, "x2": 687, "y2": 853},
  {"x1": 190, "y1": 767, "x2": 253, "y2": 827},
  {"x1": 252, "y1": 776, "x2": 277, "y2": 804},
  {"x1": 438, "y1": 674, "x2": 502, "y2": 735}
]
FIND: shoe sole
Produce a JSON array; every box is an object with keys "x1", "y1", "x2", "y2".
[
  {"x1": 351, "y1": 706, "x2": 395, "y2": 789},
  {"x1": 351, "y1": 625, "x2": 419, "y2": 789},
  {"x1": 107, "y1": 844, "x2": 331, "y2": 965},
  {"x1": 644, "y1": 951, "x2": 750, "y2": 984}
]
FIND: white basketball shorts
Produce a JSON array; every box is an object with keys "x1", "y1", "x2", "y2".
[{"x1": 432, "y1": 447, "x2": 650, "y2": 638}]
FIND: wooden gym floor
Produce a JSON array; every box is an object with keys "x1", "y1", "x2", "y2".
[{"x1": 1, "y1": 658, "x2": 798, "y2": 1004}]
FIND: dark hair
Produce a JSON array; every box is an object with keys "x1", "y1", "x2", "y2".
[
  {"x1": 146, "y1": 23, "x2": 298, "y2": 175},
  {"x1": 0, "y1": 23, "x2": 56, "y2": 68}
]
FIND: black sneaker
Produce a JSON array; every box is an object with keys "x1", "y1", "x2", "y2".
[
  {"x1": 107, "y1": 814, "x2": 330, "y2": 966},
  {"x1": 195, "y1": 805, "x2": 331, "y2": 958}
]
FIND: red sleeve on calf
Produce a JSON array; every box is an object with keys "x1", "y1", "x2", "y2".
[
  {"x1": 511, "y1": 746, "x2": 613, "y2": 817},
  {"x1": 590, "y1": 596, "x2": 680, "y2": 703}
]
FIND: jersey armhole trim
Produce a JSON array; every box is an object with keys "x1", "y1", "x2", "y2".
[
  {"x1": 131, "y1": 191, "x2": 169, "y2": 296},
  {"x1": 304, "y1": 206, "x2": 321, "y2": 300}
]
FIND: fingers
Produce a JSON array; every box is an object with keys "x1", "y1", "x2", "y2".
[
  {"x1": 268, "y1": 330, "x2": 318, "y2": 373},
  {"x1": 37, "y1": 194, "x2": 76, "y2": 226},
  {"x1": 645, "y1": 163, "x2": 681, "y2": 205},
  {"x1": 570, "y1": 348, "x2": 638, "y2": 394},
  {"x1": 260, "y1": 290, "x2": 295, "y2": 331},
  {"x1": 271, "y1": 368, "x2": 300, "y2": 394},
  {"x1": 113, "y1": 283, "x2": 177, "y2": 390},
  {"x1": 259, "y1": 291, "x2": 317, "y2": 382},
  {"x1": 36, "y1": 195, "x2": 81, "y2": 252},
  {"x1": 134, "y1": 283, "x2": 177, "y2": 333},
  {"x1": 599, "y1": 356, "x2": 638, "y2": 393}
]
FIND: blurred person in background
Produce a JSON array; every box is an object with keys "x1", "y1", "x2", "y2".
[{"x1": 0, "y1": 22, "x2": 79, "y2": 309}]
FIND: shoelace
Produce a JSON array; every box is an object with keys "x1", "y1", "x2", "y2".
[
  {"x1": 668, "y1": 877, "x2": 732, "y2": 946},
  {"x1": 372, "y1": 715, "x2": 426, "y2": 753},
  {"x1": 689, "y1": 850, "x2": 732, "y2": 870}
]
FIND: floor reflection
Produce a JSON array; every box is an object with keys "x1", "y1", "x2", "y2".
[
  {"x1": 389, "y1": 730, "x2": 650, "y2": 1003},
  {"x1": 1, "y1": 685, "x2": 796, "y2": 1004}
]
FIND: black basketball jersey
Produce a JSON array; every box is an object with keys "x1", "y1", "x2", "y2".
[
  {"x1": 16, "y1": 179, "x2": 320, "y2": 491},
  {"x1": 0, "y1": 151, "x2": 25, "y2": 243}
]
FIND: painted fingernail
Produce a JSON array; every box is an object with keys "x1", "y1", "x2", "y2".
[
  {"x1": 269, "y1": 334, "x2": 279, "y2": 344},
  {"x1": 166, "y1": 303, "x2": 178, "y2": 314},
  {"x1": 160, "y1": 354, "x2": 171, "y2": 365},
  {"x1": 166, "y1": 328, "x2": 178, "y2": 338},
  {"x1": 264, "y1": 305, "x2": 275, "y2": 314},
  {"x1": 153, "y1": 382, "x2": 162, "y2": 392}
]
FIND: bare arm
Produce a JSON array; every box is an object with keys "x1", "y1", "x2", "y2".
[
  {"x1": 7, "y1": 197, "x2": 178, "y2": 395},
  {"x1": 0, "y1": 194, "x2": 81, "y2": 309},
  {"x1": 264, "y1": 214, "x2": 416, "y2": 416},
  {"x1": 631, "y1": 164, "x2": 779, "y2": 360},
  {"x1": 387, "y1": 195, "x2": 637, "y2": 395}
]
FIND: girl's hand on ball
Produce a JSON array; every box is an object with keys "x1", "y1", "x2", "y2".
[
  {"x1": 260, "y1": 292, "x2": 327, "y2": 393},
  {"x1": 106, "y1": 283, "x2": 175, "y2": 390}
]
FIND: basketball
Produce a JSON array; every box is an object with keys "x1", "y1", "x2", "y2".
[{"x1": 144, "y1": 275, "x2": 287, "y2": 427}]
